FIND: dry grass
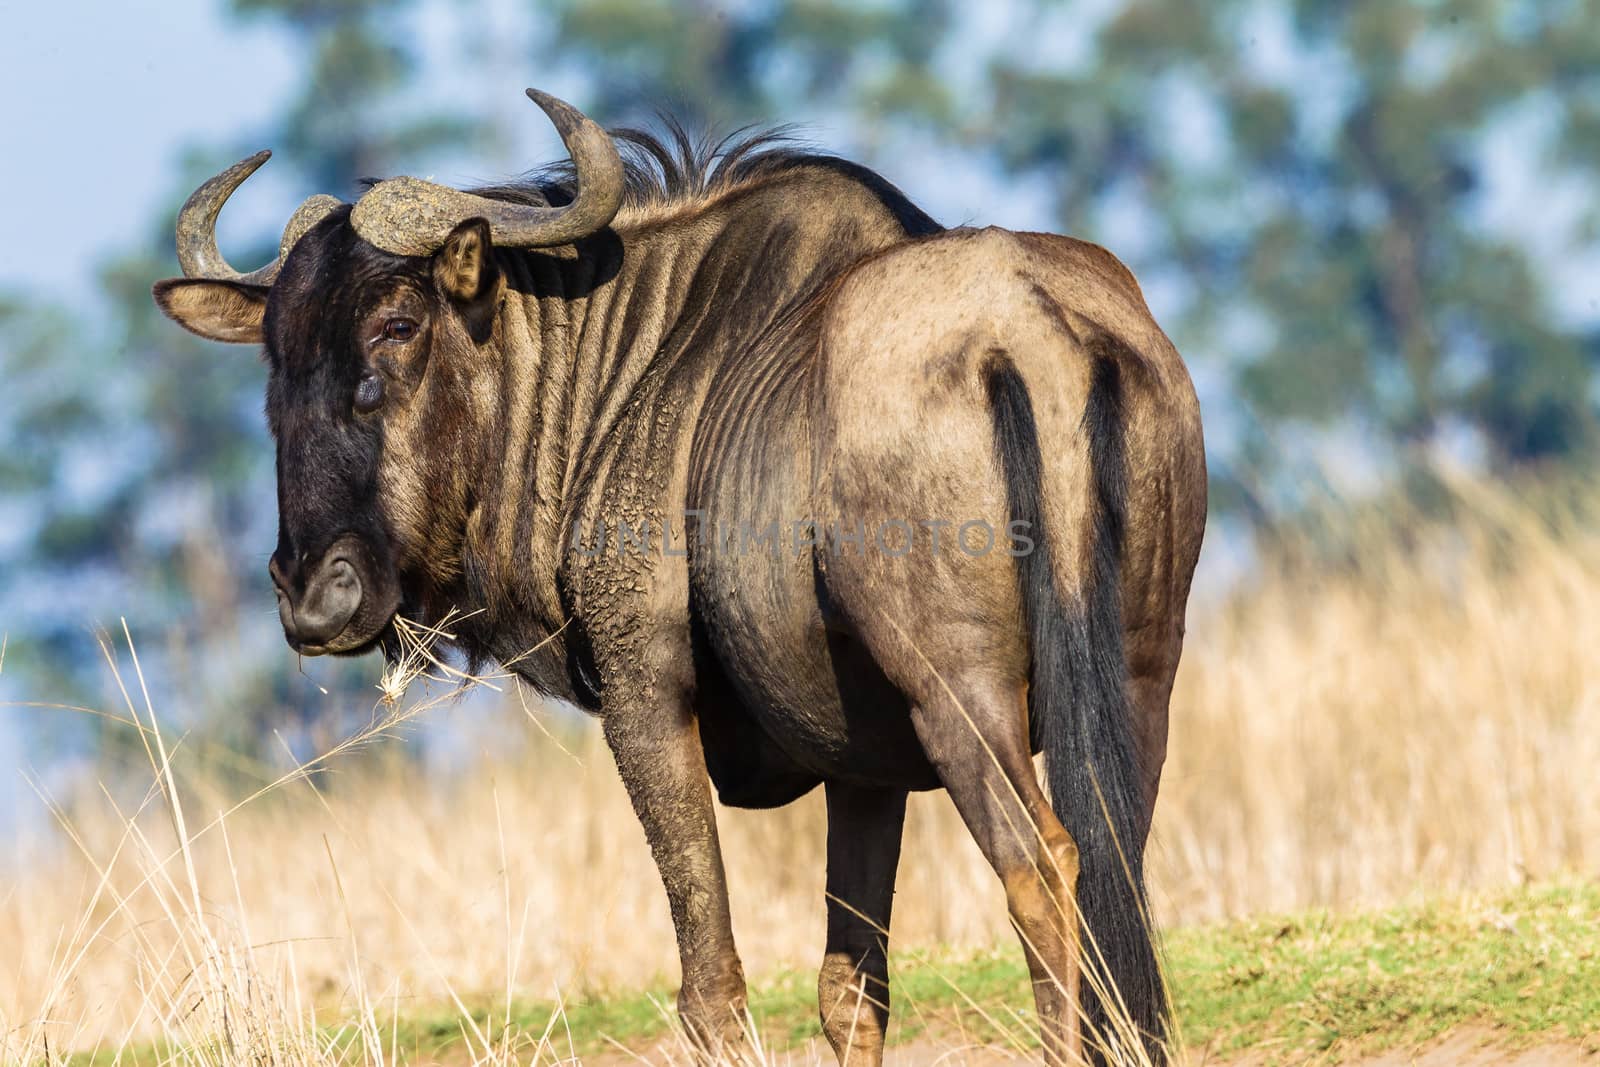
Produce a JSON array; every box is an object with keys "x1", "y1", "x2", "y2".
[
  {"x1": 2, "y1": 471, "x2": 1598, "y2": 1062},
  {"x1": 1156, "y1": 472, "x2": 1600, "y2": 919}
]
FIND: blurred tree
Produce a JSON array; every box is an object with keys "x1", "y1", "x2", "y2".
[
  {"x1": 230, "y1": 0, "x2": 489, "y2": 188},
  {"x1": 542, "y1": 0, "x2": 1600, "y2": 494},
  {"x1": 977, "y1": 1, "x2": 1600, "y2": 482},
  {"x1": 0, "y1": 0, "x2": 494, "y2": 751},
  {"x1": 543, "y1": 0, "x2": 957, "y2": 128}
]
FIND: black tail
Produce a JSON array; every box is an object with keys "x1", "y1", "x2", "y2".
[{"x1": 986, "y1": 351, "x2": 1166, "y2": 1064}]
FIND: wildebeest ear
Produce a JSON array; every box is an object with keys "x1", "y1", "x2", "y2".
[
  {"x1": 151, "y1": 279, "x2": 268, "y2": 344},
  {"x1": 432, "y1": 218, "x2": 500, "y2": 343}
]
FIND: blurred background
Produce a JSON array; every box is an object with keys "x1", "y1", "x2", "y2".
[
  {"x1": 4, "y1": 3, "x2": 1600, "y2": 1051},
  {"x1": 1, "y1": 0, "x2": 1598, "y2": 822}
]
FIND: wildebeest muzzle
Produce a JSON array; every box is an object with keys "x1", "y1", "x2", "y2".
[{"x1": 269, "y1": 534, "x2": 398, "y2": 655}]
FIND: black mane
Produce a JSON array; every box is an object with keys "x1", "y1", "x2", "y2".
[{"x1": 464, "y1": 117, "x2": 942, "y2": 235}]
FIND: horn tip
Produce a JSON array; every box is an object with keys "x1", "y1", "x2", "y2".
[{"x1": 524, "y1": 88, "x2": 567, "y2": 115}]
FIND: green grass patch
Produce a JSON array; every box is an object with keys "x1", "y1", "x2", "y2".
[
  {"x1": 74, "y1": 881, "x2": 1600, "y2": 1064},
  {"x1": 1170, "y1": 880, "x2": 1600, "y2": 1060}
]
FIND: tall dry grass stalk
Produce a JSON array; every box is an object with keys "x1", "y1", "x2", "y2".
[
  {"x1": 2, "y1": 473, "x2": 1597, "y2": 1059},
  {"x1": 1154, "y1": 472, "x2": 1600, "y2": 920}
]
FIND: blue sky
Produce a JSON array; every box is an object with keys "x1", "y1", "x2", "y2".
[
  {"x1": 9, "y1": 0, "x2": 1593, "y2": 321},
  {"x1": 0, "y1": 0, "x2": 300, "y2": 294},
  {"x1": 0, "y1": 0, "x2": 1077, "y2": 299}
]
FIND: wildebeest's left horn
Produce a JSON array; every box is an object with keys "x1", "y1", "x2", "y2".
[
  {"x1": 350, "y1": 89, "x2": 625, "y2": 256},
  {"x1": 175, "y1": 150, "x2": 341, "y2": 285}
]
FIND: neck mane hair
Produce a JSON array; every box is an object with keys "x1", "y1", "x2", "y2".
[
  {"x1": 416, "y1": 122, "x2": 942, "y2": 688},
  {"x1": 464, "y1": 119, "x2": 941, "y2": 234}
]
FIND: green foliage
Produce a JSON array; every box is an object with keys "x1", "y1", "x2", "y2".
[
  {"x1": 542, "y1": 0, "x2": 1600, "y2": 483},
  {"x1": 0, "y1": 0, "x2": 492, "y2": 740},
  {"x1": 983, "y1": 1, "x2": 1600, "y2": 471},
  {"x1": 547, "y1": 0, "x2": 957, "y2": 126}
]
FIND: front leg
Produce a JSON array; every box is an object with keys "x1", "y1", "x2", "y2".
[{"x1": 602, "y1": 662, "x2": 748, "y2": 1054}]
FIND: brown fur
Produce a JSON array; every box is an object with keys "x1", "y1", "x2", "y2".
[{"x1": 154, "y1": 135, "x2": 1205, "y2": 1065}]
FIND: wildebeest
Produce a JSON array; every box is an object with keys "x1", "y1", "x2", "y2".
[{"x1": 153, "y1": 90, "x2": 1205, "y2": 1065}]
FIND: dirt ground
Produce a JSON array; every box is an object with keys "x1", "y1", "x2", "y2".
[
  {"x1": 865, "y1": 1029, "x2": 1600, "y2": 1065},
  {"x1": 578, "y1": 1028, "x2": 1599, "y2": 1067}
]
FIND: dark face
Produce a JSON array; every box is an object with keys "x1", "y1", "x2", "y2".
[{"x1": 153, "y1": 210, "x2": 504, "y2": 656}]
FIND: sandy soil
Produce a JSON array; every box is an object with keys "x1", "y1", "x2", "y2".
[
  {"x1": 567, "y1": 1027, "x2": 1597, "y2": 1067},
  {"x1": 872, "y1": 1028, "x2": 1599, "y2": 1065},
  {"x1": 1182, "y1": 1027, "x2": 1597, "y2": 1066}
]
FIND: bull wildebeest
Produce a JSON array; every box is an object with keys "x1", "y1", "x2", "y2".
[{"x1": 153, "y1": 90, "x2": 1205, "y2": 1065}]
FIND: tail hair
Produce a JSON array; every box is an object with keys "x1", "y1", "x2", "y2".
[{"x1": 986, "y1": 344, "x2": 1166, "y2": 1063}]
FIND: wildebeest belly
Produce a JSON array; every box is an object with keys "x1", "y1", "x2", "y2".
[
  {"x1": 686, "y1": 378, "x2": 939, "y2": 797},
  {"x1": 689, "y1": 555, "x2": 939, "y2": 797}
]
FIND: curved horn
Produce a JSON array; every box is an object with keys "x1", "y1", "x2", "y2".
[
  {"x1": 279, "y1": 194, "x2": 344, "y2": 262},
  {"x1": 174, "y1": 152, "x2": 341, "y2": 285},
  {"x1": 350, "y1": 89, "x2": 625, "y2": 257},
  {"x1": 175, "y1": 151, "x2": 276, "y2": 284}
]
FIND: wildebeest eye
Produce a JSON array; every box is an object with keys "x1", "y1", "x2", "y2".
[
  {"x1": 381, "y1": 317, "x2": 418, "y2": 342},
  {"x1": 354, "y1": 372, "x2": 385, "y2": 413}
]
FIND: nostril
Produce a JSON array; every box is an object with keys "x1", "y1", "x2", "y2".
[{"x1": 289, "y1": 555, "x2": 364, "y2": 646}]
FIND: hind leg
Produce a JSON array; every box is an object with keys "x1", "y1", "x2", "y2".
[
  {"x1": 1127, "y1": 650, "x2": 1180, "y2": 833},
  {"x1": 908, "y1": 675, "x2": 1083, "y2": 1066},
  {"x1": 818, "y1": 783, "x2": 906, "y2": 1066},
  {"x1": 1125, "y1": 613, "x2": 1191, "y2": 832},
  {"x1": 816, "y1": 511, "x2": 1084, "y2": 1059}
]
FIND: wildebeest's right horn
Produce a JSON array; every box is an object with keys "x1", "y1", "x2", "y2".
[
  {"x1": 174, "y1": 150, "x2": 341, "y2": 285},
  {"x1": 349, "y1": 89, "x2": 626, "y2": 257}
]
